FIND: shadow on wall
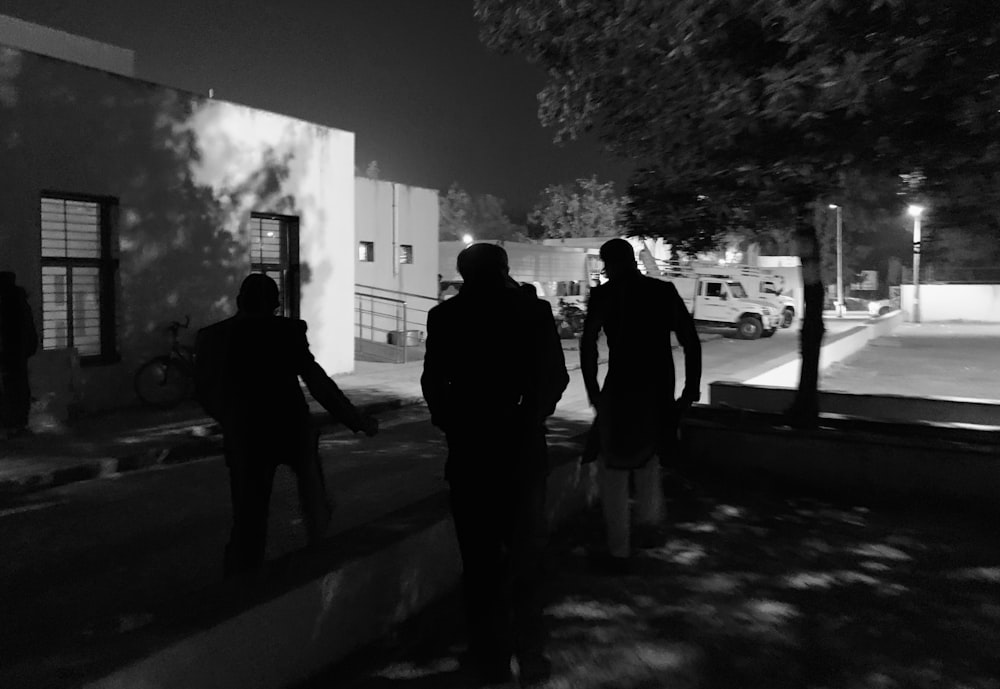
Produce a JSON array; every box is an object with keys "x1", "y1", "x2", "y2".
[{"x1": 0, "y1": 47, "x2": 296, "y2": 366}]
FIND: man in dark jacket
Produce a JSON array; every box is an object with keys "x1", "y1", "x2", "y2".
[
  {"x1": 581, "y1": 238, "x2": 702, "y2": 568},
  {"x1": 422, "y1": 243, "x2": 569, "y2": 686},
  {"x1": 196, "y1": 274, "x2": 378, "y2": 578},
  {"x1": 0, "y1": 272, "x2": 39, "y2": 438}
]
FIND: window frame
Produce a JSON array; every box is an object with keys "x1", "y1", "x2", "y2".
[
  {"x1": 249, "y1": 212, "x2": 300, "y2": 320},
  {"x1": 704, "y1": 281, "x2": 724, "y2": 298},
  {"x1": 399, "y1": 244, "x2": 414, "y2": 264},
  {"x1": 39, "y1": 191, "x2": 119, "y2": 365},
  {"x1": 358, "y1": 241, "x2": 375, "y2": 263}
]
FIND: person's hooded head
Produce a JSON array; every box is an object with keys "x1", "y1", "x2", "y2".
[
  {"x1": 456, "y1": 243, "x2": 509, "y2": 291},
  {"x1": 599, "y1": 238, "x2": 639, "y2": 281},
  {"x1": 237, "y1": 273, "x2": 280, "y2": 316},
  {"x1": 0, "y1": 271, "x2": 16, "y2": 296}
]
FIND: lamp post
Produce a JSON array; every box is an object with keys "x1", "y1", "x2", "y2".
[
  {"x1": 908, "y1": 204, "x2": 924, "y2": 324},
  {"x1": 828, "y1": 204, "x2": 844, "y2": 318}
]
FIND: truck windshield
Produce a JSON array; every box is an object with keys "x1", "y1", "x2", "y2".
[{"x1": 727, "y1": 281, "x2": 748, "y2": 298}]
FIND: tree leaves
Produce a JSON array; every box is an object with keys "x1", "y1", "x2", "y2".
[
  {"x1": 528, "y1": 176, "x2": 626, "y2": 238},
  {"x1": 476, "y1": 0, "x2": 1000, "y2": 251},
  {"x1": 438, "y1": 183, "x2": 525, "y2": 242}
]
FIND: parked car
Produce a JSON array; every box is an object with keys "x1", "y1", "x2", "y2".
[{"x1": 831, "y1": 296, "x2": 895, "y2": 316}]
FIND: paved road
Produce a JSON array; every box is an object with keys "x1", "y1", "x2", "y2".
[
  {"x1": 823, "y1": 322, "x2": 1000, "y2": 400},
  {"x1": 319, "y1": 479, "x2": 1000, "y2": 689},
  {"x1": 558, "y1": 318, "x2": 860, "y2": 413},
  {"x1": 1, "y1": 407, "x2": 445, "y2": 676},
  {"x1": 0, "y1": 319, "x2": 853, "y2": 682}
]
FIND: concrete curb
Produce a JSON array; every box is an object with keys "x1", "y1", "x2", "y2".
[
  {"x1": 83, "y1": 451, "x2": 598, "y2": 689},
  {"x1": 682, "y1": 407, "x2": 1000, "y2": 508},
  {"x1": 0, "y1": 396, "x2": 427, "y2": 499},
  {"x1": 741, "y1": 310, "x2": 904, "y2": 388}
]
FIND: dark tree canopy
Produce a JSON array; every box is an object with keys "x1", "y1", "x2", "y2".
[
  {"x1": 476, "y1": 0, "x2": 1000, "y2": 426},
  {"x1": 476, "y1": 0, "x2": 1000, "y2": 237}
]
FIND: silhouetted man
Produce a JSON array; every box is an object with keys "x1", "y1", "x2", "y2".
[
  {"x1": 581, "y1": 238, "x2": 701, "y2": 570},
  {"x1": 195, "y1": 274, "x2": 378, "y2": 578},
  {"x1": 422, "y1": 243, "x2": 569, "y2": 686},
  {"x1": 0, "y1": 272, "x2": 38, "y2": 438}
]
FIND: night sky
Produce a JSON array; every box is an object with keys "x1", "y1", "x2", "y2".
[{"x1": 0, "y1": 0, "x2": 632, "y2": 218}]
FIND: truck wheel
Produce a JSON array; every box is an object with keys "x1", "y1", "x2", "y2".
[
  {"x1": 738, "y1": 316, "x2": 763, "y2": 340},
  {"x1": 781, "y1": 308, "x2": 795, "y2": 328},
  {"x1": 761, "y1": 328, "x2": 776, "y2": 338}
]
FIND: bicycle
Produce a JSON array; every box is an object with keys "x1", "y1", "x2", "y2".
[{"x1": 134, "y1": 315, "x2": 197, "y2": 408}]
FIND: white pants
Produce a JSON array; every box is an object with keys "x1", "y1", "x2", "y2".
[{"x1": 599, "y1": 458, "x2": 664, "y2": 558}]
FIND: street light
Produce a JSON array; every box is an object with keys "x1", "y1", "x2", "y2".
[
  {"x1": 828, "y1": 204, "x2": 844, "y2": 318},
  {"x1": 907, "y1": 204, "x2": 924, "y2": 324},
  {"x1": 462, "y1": 233, "x2": 474, "y2": 245}
]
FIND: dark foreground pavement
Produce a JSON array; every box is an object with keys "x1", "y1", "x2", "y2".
[{"x1": 314, "y1": 475, "x2": 1000, "y2": 689}]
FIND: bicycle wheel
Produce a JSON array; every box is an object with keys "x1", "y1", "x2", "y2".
[{"x1": 134, "y1": 356, "x2": 190, "y2": 408}]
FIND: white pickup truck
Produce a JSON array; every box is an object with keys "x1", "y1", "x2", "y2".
[
  {"x1": 636, "y1": 249, "x2": 782, "y2": 339},
  {"x1": 667, "y1": 274, "x2": 782, "y2": 339},
  {"x1": 675, "y1": 262, "x2": 798, "y2": 328}
]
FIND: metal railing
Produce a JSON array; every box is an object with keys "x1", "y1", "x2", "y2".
[{"x1": 354, "y1": 284, "x2": 438, "y2": 364}]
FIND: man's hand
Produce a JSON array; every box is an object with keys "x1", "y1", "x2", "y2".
[
  {"x1": 676, "y1": 389, "x2": 700, "y2": 413},
  {"x1": 358, "y1": 415, "x2": 379, "y2": 437}
]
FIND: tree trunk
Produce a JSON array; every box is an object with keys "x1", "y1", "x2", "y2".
[{"x1": 785, "y1": 216, "x2": 826, "y2": 428}]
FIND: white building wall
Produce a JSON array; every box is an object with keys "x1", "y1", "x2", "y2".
[
  {"x1": 354, "y1": 178, "x2": 439, "y2": 341},
  {"x1": 901, "y1": 284, "x2": 1000, "y2": 322},
  {"x1": 181, "y1": 104, "x2": 356, "y2": 376},
  {"x1": 0, "y1": 44, "x2": 356, "y2": 411}
]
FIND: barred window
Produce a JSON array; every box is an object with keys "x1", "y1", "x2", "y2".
[
  {"x1": 358, "y1": 241, "x2": 374, "y2": 262},
  {"x1": 399, "y1": 244, "x2": 413, "y2": 264},
  {"x1": 40, "y1": 195, "x2": 117, "y2": 362},
  {"x1": 249, "y1": 213, "x2": 300, "y2": 319}
]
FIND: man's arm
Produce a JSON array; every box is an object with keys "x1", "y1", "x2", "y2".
[
  {"x1": 420, "y1": 307, "x2": 450, "y2": 430},
  {"x1": 535, "y1": 302, "x2": 569, "y2": 421},
  {"x1": 580, "y1": 288, "x2": 606, "y2": 407},
  {"x1": 194, "y1": 327, "x2": 224, "y2": 423},
  {"x1": 668, "y1": 282, "x2": 702, "y2": 406},
  {"x1": 295, "y1": 322, "x2": 377, "y2": 436}
]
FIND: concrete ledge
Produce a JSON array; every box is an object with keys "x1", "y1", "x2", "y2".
[
  {"x1": 709, "y1": 381, "x2": 1000, "y2": 428},
  {"x1": 743, "y1": 310, "x2": 904, "y2": 387},
  {"x1": 682, "y1": 407, "x2": 1000, "y2": 507},
  {"x1": 0, "y1": 396, "x2": 426, "y2": 499},
  {"x1": 83, "y1": 443, "x2": 597, "y2": 689}
]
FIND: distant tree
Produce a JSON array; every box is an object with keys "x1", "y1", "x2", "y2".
[
  {"x1": 364, "y1": 160, "x2": 380, "y2": 180},
  {"x1": 476, "y1": 0, "x2": 1000, "y2": 426},
  {"x1": 439, "y1": 183, "x2": 473, "y2": 242},
  {"x1": 528, "y1": 175, "x2": 625, "y2": 239},
  {"x1": 439, "y1": 182, "x2": 524, "y2": 242}
]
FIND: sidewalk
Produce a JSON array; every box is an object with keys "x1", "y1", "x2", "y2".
[
  {"x1": 324, "y1": 476, "x2": 1000, "y2": 689},
  {"x1": 0, "y1": 359, "x2": 429, "y2": 498},
  {"x1": 0, "y1": 330, "x2": 674, "y2": 499}
]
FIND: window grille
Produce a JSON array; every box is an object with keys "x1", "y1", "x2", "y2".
[
  {"x1": 249, "y1": 213, "x2": 300, "y2": 318},
  {"x1": 39, "y1": 195, "x2": 116, "y2": 361},
  {"x1": 399, "y1": 244, "x2": 414, "y2": 264},
  {"x1": 358, "y1": 241, "x2": 374, "y2": 262}
]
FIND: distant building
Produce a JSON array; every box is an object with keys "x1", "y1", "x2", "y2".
[
  {"x1": 441, "y1": 240, "x2": 599, "y2": 310},
  {"x1": 354, "y1": 178, "x2": 439, "y2": 349}
]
